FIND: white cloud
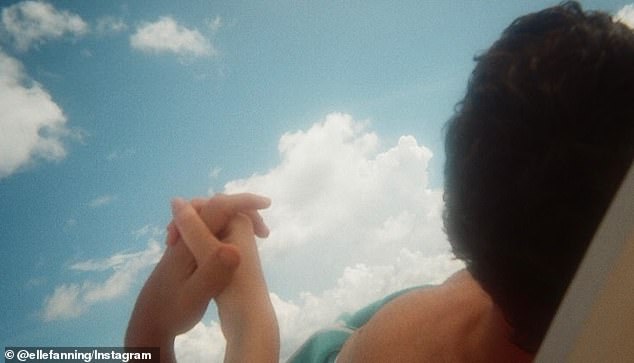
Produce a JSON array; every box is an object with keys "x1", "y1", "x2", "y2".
[
  {"x1": 175, "y1": 113, "x2": 460, "y2": 361},
  {"x1": 0, "y1": 49, "x2": 73, "y2": 179},
  {"x1": 1, "y1": 1, "x2": 88, "y2": 51},
  {"x1": 96, "y1": 16, "x2": 127, "y2": 35},
  {"x1": 42, "y1": 284, "x2": 85, "y2": 320},
  {"x1": 615, "y1": 4, "x2": 634, "y2": 29},
  {"x1": 226, "y1": 113, "x2": 448, "y2": 263},
  {"x1": 106, "y1": 148, "x2": 135, "y2": 161},
  {"x1": 272, "y1": 250, "x2": 463, "y2": 360},
  {"x1": 176, "y1": 252, "x2": 462, "y2": 362},
  {"x1": 130, "y1": 16, "x2": 214, "y2": 58},
  {"x1": 131, "y1": 224, "x2": 163, "y2": 240},
  {"x1": 80, "y1": 48, "x2": 93, "y2": 58},
  {"x1": 175, "y1": 321, "x2": 227, "y2": 362},
  {"x1": 41, "y1": 240, "x2": 162, "y2": 321},
  {"x1": 88, "y1": 194, "x2": 116, "y2": 208},
  {"x1": 207, "y1": 16, "x2": 223, "y2": 33},
  {"x1": 209, "y1": 166, "x2": 222, "y2": 179}
]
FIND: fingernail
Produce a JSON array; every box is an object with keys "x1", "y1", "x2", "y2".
[{"x1": 171, "y1": 197, "x2": 187, "y2": 214}]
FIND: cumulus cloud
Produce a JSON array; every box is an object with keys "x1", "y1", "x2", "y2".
[
  {"x1": 130, "y1": 16, "x2": 214, "y2": 58},
  {"x1": 614, "y1": 4, "x2": 634, "y2": 29},
  {"x1": 175, "y1": 113, "x2": 461, "y2": 361},
  {"x1": 41, "y1": 240, "x2": 161, "y2": 321},
  {"x1": 175, "y1": 321, "x2": 227, "y2": 362},
  {"x1": 0, "y1": 49, "x2": 74, "y2": 179},
  {"x1": 1, "y1": 1, "x2": 88, "y2": 51},
  {"x1": 176, "y1": 253, "x2": 460, "y2": 362},
  {"x1": 273, "y1": 251, "x2": 462, "y2": 360},
  {"x1": 226, "y1": 113, "x2": 449, "y2": 264}
]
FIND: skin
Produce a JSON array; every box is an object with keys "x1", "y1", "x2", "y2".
[
  {"x1": 127, "y1": 193, "x2": 534, "y2": 362},
  {"x1": 336, "y1": 270, "x2": 534, "y2": 362},
  {"x1": 125, "y1": 193, "x2": 279, "y2": 363}
]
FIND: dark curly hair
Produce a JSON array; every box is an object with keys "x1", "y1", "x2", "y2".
[{"x1": 443, "y1": 1, "x2": 634, "y2": 353}]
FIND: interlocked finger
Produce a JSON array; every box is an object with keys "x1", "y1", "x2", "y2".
[
  {"x1": 171, "y1": 198, "x2": 220, "y2": 266},
  {"x1": 199, "y1": 193, "x2": 271, "y2": 237}
]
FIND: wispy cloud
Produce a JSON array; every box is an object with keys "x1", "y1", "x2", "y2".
[
  {"x1": 88, "y1": 195, "x2": 116, "y2": 208},
  {"x1": 95, "y1": 15, "x2": 128, "y2": 35},
  {"x1": 131, "y1": 224, "x2": 163, "y2": 240},
  {"x1": 209, "y1": 166, "x2": 222, "y2": 179},
  {"x1": 176, "y1": 113, "x2": 460, "y2": 360},
  {"x1": 614, "y1": 4, "x2": 634, "y2": 29},
  {"x1": 41, "y1": 240, "x2": 162, "y2": 321},
  {"x1": 63, "y1": 218, "x2": 77, "y2": 231},
  {"x1": 206, "y1": 167, "x2": 224, "y2": 194},
  {"x1": 130, "y1": 16, "x2": 214, "y2": 58},
  {"x1": 42, "y1": 284, "x2": 84, "y2": 321},
  {"x1": 0, "y1": 49, "x2": 75, "y2": 179},
  {"x1": 106, "y1": 148, "x2": 135, "y2": 161},
  {"x1": 1, "y1": 1, "x2": 88, "y2": 51},
  {"x1": 207, "y1": 16, "x2": 223, "y2": 33}
]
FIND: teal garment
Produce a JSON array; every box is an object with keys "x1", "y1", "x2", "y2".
[{"x1": 287, "y1": 286, "x2": 428, "y2": 363}]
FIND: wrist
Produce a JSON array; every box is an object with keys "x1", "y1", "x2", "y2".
[
  {"x1": 219, "y1": 289, "x2": 277, "y2": 340},
  {"x1": 223, "y1": 306, "x2": 280, "y2": 363}
]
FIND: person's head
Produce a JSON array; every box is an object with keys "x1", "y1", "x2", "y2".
[{"x1": 443, "y1": 1, "x2": 634, "y2": 353}]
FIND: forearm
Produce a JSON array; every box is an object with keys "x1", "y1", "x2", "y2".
[
  {"x1": 223, "y1": 297, "x2": 280, "y2": 363},
  {"x1": 125, "y1": 284, "x2": 177, "y2": 363},
  {"x1": 210, "y1": 211, "x2": 279, "y2": 362},
  {"x1": 125, "y1": 321, "x2": 176, "y2": 363}
]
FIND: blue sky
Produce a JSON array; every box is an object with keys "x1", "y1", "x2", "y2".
[{"x1": 1, "y1": 1, "x2": 632, "y2": 360}]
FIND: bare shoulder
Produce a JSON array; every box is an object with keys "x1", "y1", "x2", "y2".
[{"x1": 337, "y1": 272, "x2": 492, "y2": 362}]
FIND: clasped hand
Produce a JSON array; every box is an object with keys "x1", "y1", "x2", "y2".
[{"x1": 125, "y1": 193, "x2": 279, "y2": 363}]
